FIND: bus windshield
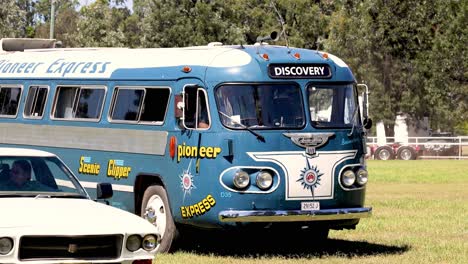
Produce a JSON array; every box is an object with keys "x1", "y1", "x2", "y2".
[
  {"x1": 308, "y1": 84, "x2": 359, "y2": 128},
  {"x1": 215, "y1": 84, "x2": 305, "y2": 129}
]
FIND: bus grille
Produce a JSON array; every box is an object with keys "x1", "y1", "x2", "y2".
[{"x1": 19, "y1": 235, "x2": 123, "y2": 260}]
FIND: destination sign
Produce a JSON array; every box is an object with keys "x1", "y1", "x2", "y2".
[{"x1": 268, "y1": 63, "x2": 331, "y2": 79}]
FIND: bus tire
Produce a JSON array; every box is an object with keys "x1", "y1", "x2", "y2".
[
  {"x1": 141, "y1": 185, "x2": 177, "y2": 253},
  {"x1": 374, "y1": 146, "x2": 394, "y2": 160},
  {"x1": 397, "y1": 146, "x2": 416, "y2": 160}
]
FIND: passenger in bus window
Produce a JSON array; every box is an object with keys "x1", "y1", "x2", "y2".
[
  {"x1": 197, "y1": 115, "x2": 209, "y2": 128},
  {"x1": 197, "y1": 93, "x2": 210, "y2": 129},
  {"x1": 183, "y1": 89, "x2": 210, "y2": 129}
]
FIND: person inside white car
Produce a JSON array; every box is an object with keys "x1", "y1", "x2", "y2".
[{"x1": 3, "y1": 159, "x2": 55, "y2": 192}]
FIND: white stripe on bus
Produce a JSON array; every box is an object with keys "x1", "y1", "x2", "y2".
[{"x1": 55, "y1": 179, "x2": 134, "y2": 192}]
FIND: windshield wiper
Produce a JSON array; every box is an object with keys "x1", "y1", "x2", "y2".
[{"x1": 218, "y1": 111, "x2": 265, "y2": 142}]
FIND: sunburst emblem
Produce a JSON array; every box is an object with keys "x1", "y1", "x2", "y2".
[
  {"x1": 180, "y1": 160, "x2": 196, "y2": 201},
  {"x1": 298, "y1": 158, "x2": 323, "y2": 196}
]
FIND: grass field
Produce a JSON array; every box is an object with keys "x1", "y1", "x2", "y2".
[{"x1": 155, "y1": 160, "x2": 468, "y2": 264}]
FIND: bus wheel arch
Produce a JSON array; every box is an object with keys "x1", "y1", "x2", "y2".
[
  {"x1": 140, "y1": 184, "x2": 177, "y2": 253},
  {"x1": 134, "y1": 174, "x2": 165, "y2": 215}
]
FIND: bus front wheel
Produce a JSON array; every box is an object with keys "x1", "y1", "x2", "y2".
[{"x1": 141, "y1": 185, "x2": 177, "y2": 253}]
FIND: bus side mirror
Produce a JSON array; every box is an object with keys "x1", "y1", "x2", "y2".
[
  {"x1": 175, "y1": 94, "x2": 183, "y2": 119},
  {"x1": 357, "y1": 83, "x2": 371, "y2": 130},
  {"x1": 97, "y1": 182, "x2": 113, "y2": 200},
  {"x1": 363, "y1": 117, "x2": 373, "y2": 130}
]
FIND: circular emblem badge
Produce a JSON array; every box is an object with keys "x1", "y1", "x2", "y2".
[
  {"x1": 303, "y1": 170, "x2": 318, "y2": 186},
  {"x1": 182, "y1": 173, "x2": 192, "y2": 190},
  {"x1": 298, "y1": 164, "x2": 323, "y2": 192}
]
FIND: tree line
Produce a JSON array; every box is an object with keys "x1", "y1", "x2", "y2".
[{"x1": 1, "y1": 0, "x2": 466, "y2": 134}]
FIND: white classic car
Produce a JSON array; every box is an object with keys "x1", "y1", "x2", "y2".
[{"x1": 0, "y1": 148, "x2": 159, "y2": 264}]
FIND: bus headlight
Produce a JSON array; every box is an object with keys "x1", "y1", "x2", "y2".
[
  {"x1": 341, "y1": 170, "x2": 356, "y2": 187},
  {"x1": 256, "y1": 171, "x2": 273, "y2": 190},
  {"x1": 356, "y1": 168, "x2": 368, "y2": 185},
  {"x1": 126, "y1": 235, "x2": 142, "y2": 252},
  {"x1": 233, "y1": 170, "x2": 250, "y2": 189},
  {"x1": 142, "y1": 235, "x2": 158, "y2": 251},
  {"x1": 0, "y1": 237, "x2": 13, "y2": 255}
]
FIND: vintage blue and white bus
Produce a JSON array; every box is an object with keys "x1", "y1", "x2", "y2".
[{"x1": 0, "y1": 37, "x2": 372, "y2": 252}]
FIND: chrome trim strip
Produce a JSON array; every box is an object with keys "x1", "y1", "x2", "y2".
[
  {"x1": 219, "y1": 207, "x2": 372, "y2": 222},
  {"x1": 0, "y1": 123, "x2": 168, "y2": 155}
]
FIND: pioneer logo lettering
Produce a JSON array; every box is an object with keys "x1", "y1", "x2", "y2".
[{"x1": 268, "y1": 63, "x2": 331, "y2": 79}]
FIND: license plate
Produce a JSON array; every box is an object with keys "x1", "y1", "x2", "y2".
[{"x1": 301, "y1": 201, "x2": 320, "y2": 211}]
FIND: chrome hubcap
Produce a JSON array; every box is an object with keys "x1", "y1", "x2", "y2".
[
  {"x1": 144, "y1": 194, "x2": 167, "y2": 238},
  {"x1": 401, "y1": 149, "x2": 411, "y2": 160},
  {"x1": 379, "y1": 150, "x2": 390, "y2": 160}
]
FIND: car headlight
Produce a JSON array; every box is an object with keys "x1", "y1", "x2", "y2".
[
  {"x1": 233, "y1": 169, "x2": 250, "y2": 189},
  {"x1": 256, "y1": 171, "x2": 273, "y2": 190},
  {"x1": 126, "y1": 235, "x2": 142, "y2": 252},
  {"x1": 356, "y1": 168, "x2": 368, "y2": 185},
  {"x1": 142, "y1": 235, "x2": 158, "y2": 251},
  {"x1": 341, "y1": 170, "x2": 356, "y2": 187},
  {"x1": 0, "y1": 237, "x2": 13, "y2": 255}
]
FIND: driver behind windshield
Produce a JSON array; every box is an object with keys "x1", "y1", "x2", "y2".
[{"x1": 4, "y1": 160, "x2": 55, "y2": 192}]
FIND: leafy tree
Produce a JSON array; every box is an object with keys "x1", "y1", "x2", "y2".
[
  {"x1": 34, "y1": 0, "x2": 80, "y2": 47},
  {"x1": 75, "y1": 0, "x2": 129, "y2": 47},
  {"x1": 325, "y1": 0, "x2": 467, "y2": 134},
  {"x1": 417, "y1": 0, "x2": 468, "y2": 134},
  {"x1": 273, "y1": 0, "x2": 333, "y2": 49},
  {"x1": 0, "y1": 0, "x2": 27, "y2": 38},
  {"x1": 135, "y1": 0, "x2": 203, "y2": 47}
]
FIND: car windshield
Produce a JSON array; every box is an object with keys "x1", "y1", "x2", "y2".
[
  {"x1": 308, "y1": 84, "x2": 360, "y2": 128},
  {"x1": 0, "y1": 156, "x2": 88, "y2": 198},
  {"x1": 215, "y1": 84, "x2": 305, "y2": 129}
]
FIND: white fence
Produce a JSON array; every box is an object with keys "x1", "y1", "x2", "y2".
[{"x1": 366, "y1": 136, "x2": 468, "y2": 160}]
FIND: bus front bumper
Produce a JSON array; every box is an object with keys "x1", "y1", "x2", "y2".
[{"x1": 219, "y1": 207, "x2": 372, "y2": 222}]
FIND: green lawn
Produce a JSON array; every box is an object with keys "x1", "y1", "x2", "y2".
[{"x1": 155, "y1": 160, "x2": 468, "y2": 264}]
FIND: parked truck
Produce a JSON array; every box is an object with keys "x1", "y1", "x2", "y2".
[{"x1": 367, "y1": 115, "x2": 460, "y2": 160}]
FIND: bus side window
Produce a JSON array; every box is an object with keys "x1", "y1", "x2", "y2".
[
  {"x1": 0, "y1": 85, "x2": 22, "y2": 117},
  {"x1": 24, "y1": 86, "x2": 49, "y2": 119},
  {"x1": 181, "y1": 86, "x2": 210, "y2": 130},
  {"x1": 139, "y1": 88, "x2": 170, "y2": 123},
  {"x1": 111, "y1": 88, "x2": 143, "y2": 121},
  {"x1": 52, "y1": 86, "x2": 105, "y2": 120},
  {"x1": 110, "y1": 87, "x2": 170, "y2": 124}
]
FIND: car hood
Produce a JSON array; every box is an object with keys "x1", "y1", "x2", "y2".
[{"x1": 0, "y1": 197, "x2": 157, "y2": 235}]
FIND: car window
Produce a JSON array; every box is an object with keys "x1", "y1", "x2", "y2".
[{"x1": 0, "y1": 156, "x2": 88, "y2": 197}]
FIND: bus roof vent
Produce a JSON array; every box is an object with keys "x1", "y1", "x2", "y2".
[
  {"x1": 0, "y1": 38, "x2": 57, "y2": 52},
  {"x1": 207, "y1": 42, "x2": 223, "y2": 47}
]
